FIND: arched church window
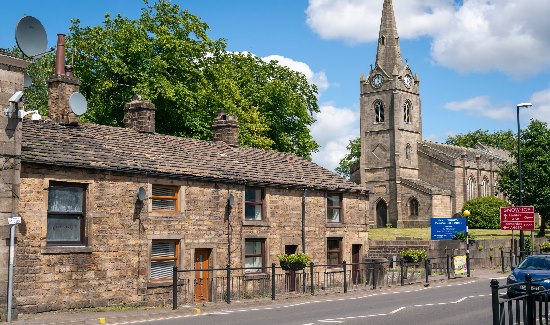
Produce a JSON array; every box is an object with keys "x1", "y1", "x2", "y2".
[
  {"x1": 403, "y1": 100, "x2": 412, "y2": 124},
  {"x1": 376, "y1": 200, "x2": 388, "y2": 228},
  {"x1": 481, "y1": 176, "x2": 489, "y2": 197},
  {"x1": 409, "y1": 198, "x2": 419, "y2": 217},
  {"x1": 374, "y1": 101, "x2": 385, "y2": 123},
  {"x1": 405, "y1": 143, "x2": 411, "y2": 160},
  {"x1": 467, "y1": 176, "x2": 475, "y2": 201}
]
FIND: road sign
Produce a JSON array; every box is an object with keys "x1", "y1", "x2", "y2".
[
  {"x1": 431, "y1": 218, "x2": 467, "y2": 240},
  {"x1": 500, "y1": 206, "x2": 535, "y2": 230}
]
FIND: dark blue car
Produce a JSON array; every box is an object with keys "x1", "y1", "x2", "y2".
[{"x1": 507, "y1": 255, "x2": 550, "y2": 298}]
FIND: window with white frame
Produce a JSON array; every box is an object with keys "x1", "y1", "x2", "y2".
[
  {"x1": 467, "y1": 176, "x2": 475, "y2": 201},
  {"x1": 47, "y1": 182, "x2": 86, "y2": 245},
  {"x1": 245, "y1": 187, "x2": 264, "y2": 220},
  {"x1": 481, "y1": 177, "x2": 489, "y2": 197},
  {"x1": 150, "y1": 240, "x2": 179, "y2": 281},
  {"x1": 244, "y1": 239, "x2": 265, "y2": 273},
  {"x1": 327, "y1": 193, "x2": 342, "y2": 223}
]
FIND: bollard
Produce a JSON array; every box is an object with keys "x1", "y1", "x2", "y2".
[
  {"x1": 343, "y1": 261, "x2": 348, "y2": 293},
  {"x1": 271, "y1": 263, "x2": 276, "y2": 300},
  {"x1": 310, "y1": 262, "x2": 315, "y2": 296},
  {"x1": 490, "y1": 279, "x2": 500, "y2": 325},
  {"x1": 172, "y1": 266, "x2": 177, "y2": 310},
  {"x1": 526, "y1": 274, "x2": 534, "y2": 325},
  {"x1": 466, "y1": 252, "x2": 470, "y2": 277},
  {"x1": 501, "y1": 250, "x2": 505, "y2": 273},
  {"x1": 400, "y1": 258, "x2": 404, "y2": 286}
]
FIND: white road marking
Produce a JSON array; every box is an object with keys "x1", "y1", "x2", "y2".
[{"x1": 390, "y1": 307, "x2": 406, "y2": 314}]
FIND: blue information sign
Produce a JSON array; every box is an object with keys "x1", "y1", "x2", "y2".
[{"x1": 430, "y1": 218, "x2": 467, "y2": 240}]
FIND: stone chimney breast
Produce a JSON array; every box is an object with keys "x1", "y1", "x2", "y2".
[
  {"x1": 212, "y1": 111, "x2": 239, "y2": 146},
  {"x1": 124, "y1": 99, "x2": 156, "y2": 133}
]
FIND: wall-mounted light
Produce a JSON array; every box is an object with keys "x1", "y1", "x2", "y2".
[{"x1": 18, "y1": 109, "x2": 41, "y2": 120}]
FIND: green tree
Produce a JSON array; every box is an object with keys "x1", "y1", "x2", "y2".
[
  {"x1": 67, "y1": 0, "x2": 319, "y2": 158},
  {"x1": 335, "y1": 137, "x2": 360, "y2": 178},
  {"x1": 498, "y1": 120, "x2": 550, "y2": 236},
  {"x1": 445, "y1": 129, "x2": 516, "y2": 152},
  {"x1": 462, "y1": 196, "x2": 510, "y2": 229}
]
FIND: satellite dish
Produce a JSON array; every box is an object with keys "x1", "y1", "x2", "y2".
[
  {"x1": 69, "y1": 92, "x2": 88, "y2": 116},
  {"x1": 15, "y1": 16, "x2": 47, "y2": 58},
  {"x1": 23, "y1": 73, "x2": 32, "y2": 88},
  {"x1": 137, "y1": 187, "x2": 147, "y2": 201}
]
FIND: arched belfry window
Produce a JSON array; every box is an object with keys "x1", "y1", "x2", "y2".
[
  {"x1": 409, "y1": 198, "x2": 419, "y2": 217},
  {"x1": 405, "y1": 143, "x2": 411, "y2": 160},
  {"x1": 467, "y1": 176, "x2": 475, "y2": 201},
  {"x1": 403, "y1": 100, "x2": 412, "y2": 124},
  {"x1": 481, "y1": 176, "x2": 489, "y2": 197},
  {"x1": 374, "y1": 101, "x2": 385, "y2": 123}
]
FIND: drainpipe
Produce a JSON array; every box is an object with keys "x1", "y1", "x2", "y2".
[{"x1": 302, "y1": 189, "x2": 307, "y2": 253}]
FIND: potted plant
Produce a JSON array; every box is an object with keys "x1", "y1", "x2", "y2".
[
  {"x1": 540, "y1": 242, "x2": 550, "y2": 253},
  {"x1": 278, "y1": 253, "x2": 310, "y2": 271},
  {"x1": 400, "y1": 248, "x2": 427, "y2": 263}
]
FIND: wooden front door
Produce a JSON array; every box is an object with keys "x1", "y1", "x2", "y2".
[
  {"x1": 352, "y1": 244, "x2": 362, "y2": 284},
  {"x1": 194, "y1": 249, "x2": 211, "y2": 303}
]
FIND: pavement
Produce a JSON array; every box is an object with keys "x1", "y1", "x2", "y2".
[{"x1": 12, "y1": 268, "x2": 508, "y2": 325}]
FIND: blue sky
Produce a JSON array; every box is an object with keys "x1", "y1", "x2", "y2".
[{"x1": 2, "y1": 0, "x2": 550, "y2": 172}]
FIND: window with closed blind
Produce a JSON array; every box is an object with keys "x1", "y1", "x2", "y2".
[
  {"x1": 152, "y1": 186, "x2": 178, "y2": 212},
  {"x1": 150, "y1": 240, "x2": 179, "y2": 281},
  {"x1": 47, "y1": 182, "x2": 86, "y2": 245}
]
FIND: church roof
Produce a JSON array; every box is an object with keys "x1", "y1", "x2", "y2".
[
  {"x1": 401, "y1": 178, "x2": 451, "y2": 196},
  {"x1": 20, "y1": 120, "x2": 365, "y2": 193},
  {"x1": 419, "y1": 140, "x2": 512, "y2": 164}
]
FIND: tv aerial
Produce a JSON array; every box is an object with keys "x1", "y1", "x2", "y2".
[
  {"x1": 15, "y1": 16, "x2": 49, "y2": 58},
  {"x1": 69, "y1": 92, "x2": 88, "y2": 116}
]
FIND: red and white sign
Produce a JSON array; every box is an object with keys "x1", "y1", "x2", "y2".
[{"x1": 500, "y1": 206, "x2": 535, "y2": 230}]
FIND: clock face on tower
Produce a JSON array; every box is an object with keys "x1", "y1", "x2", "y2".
[
  {"x1": 371, "y1": 74, "x2": 384, "y2": 88},
  {"x1": 403, "y1": 74, "x2": 413, "y2": 88}
]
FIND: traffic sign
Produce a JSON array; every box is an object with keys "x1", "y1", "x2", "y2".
[
  {"x1": 500, "y1": 206, "x2": 535, "y2": 230},
  {"x1": 431, "y1": 218, "x2": 467, "y2": 240}
]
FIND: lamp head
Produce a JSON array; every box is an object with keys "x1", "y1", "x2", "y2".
[
  {"x1": 517, "y1": 102, "x2": 533, "y2": 109},
  {"x1": 463, "y1": 210, "x2": 471, "y2": 217}
]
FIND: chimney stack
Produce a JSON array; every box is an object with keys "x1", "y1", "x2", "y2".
[
  {"x1": 48, "y1": 34, "x2": 81, "y2": 124},
  {"x1": 212, "y1": 110, "x2": 239, "y2": 146},
  {"x1": 124, "y1": 98, "x2": 156, "y2": 133}
]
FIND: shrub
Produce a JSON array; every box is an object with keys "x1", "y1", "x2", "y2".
[
  {"x1": 278, "y1": 253, "x2": 310, "y2": 270},
  {"x1": 400, "y1": 248, "x2": 427, "y2": 263},
  {"x1": 540, "y1": 242, "x2": 550, "y2": 252},
  {"x1": 453, "y1": 231, "x2": 476, "y2": 243},
  {"x1": 462, "y1": 196, "x2": 510, "y2": 229}
]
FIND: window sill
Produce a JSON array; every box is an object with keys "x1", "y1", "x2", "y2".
[
  {"x1": 326, "y1": 223, "x2": 344, "y2": 228},
  {"x1": 242, "y1": 220, "x2": 270, "y2": 227},
  {"x1": 147, "y1": 280, "x2": 184, "y2": 288},
  {"x1": 41, "y1": 246, "x2": 92, "y2": 254},
  {"x1": 244, "y1": 273, "x2": 269, "y2": 280}
]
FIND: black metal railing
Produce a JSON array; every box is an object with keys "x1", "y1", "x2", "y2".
[
  {"x1": 491, "y1": 275, "x2": 550, "y2": 325},
  {"x1": 170, "y1": 256, "x2": 461, "y2": 309}
]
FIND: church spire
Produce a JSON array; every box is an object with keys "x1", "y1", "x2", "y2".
[{"x1": 375, "y1": 0, "x2": 403, "y2": 75}]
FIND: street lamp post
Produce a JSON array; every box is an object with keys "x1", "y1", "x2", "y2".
[
  {"x1": 463, "y1": 210, "x2": 471, "y2": 277},
  {"x1": 517, "y1": 102, "x2": 532, "y2": 260}
]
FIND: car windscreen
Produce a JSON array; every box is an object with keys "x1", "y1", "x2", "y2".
[{"x1": 518, "y1": 257, "x2": 550, "y2": 270}]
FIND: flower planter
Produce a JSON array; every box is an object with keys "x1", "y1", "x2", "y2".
[{"x1": 280, "y1": 261, "x2": 306, "y2": 271}]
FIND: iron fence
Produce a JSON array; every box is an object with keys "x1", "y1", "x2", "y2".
[
  {"x1": 171, "y1": 256, "x2": 463, "y2": 309},
  {"x1": 491, "y1": 275, "x2": 550, "y2": 325}
]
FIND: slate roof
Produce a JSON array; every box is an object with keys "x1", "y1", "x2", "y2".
[
  {"x1": 419, "y1": 140, "x2": 512, "y2": 164},
  {"x1": 20, "y1": 120, "x2": 366, "y2": 193},
  {"x1": 401, "y1": 178, "x2": 451, "y2": 196}
]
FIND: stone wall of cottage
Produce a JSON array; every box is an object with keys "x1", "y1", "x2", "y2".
[{"x1": 14, "y1": 164, "x2": 369, "y2": 313}]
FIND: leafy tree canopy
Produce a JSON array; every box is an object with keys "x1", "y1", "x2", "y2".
[
  {"x1": 497, "y1": 120, "x2": 550, "y2": 236},
  {"x1": 335, "y1": 136, "x2": 360, "y2": 178},
  {"x1": 462, "y1": 196, "x2": 510, "y2": 229},
  {"x1": 19, "y1": 0, "x2": 320, "y2": 159},
  {"x1": 445, "y1": 129, "x2": 516, "y2": 152}
]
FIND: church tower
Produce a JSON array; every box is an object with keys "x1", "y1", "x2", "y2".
[{"x1": 359, "y1": 0, "x2": 422, "y2": 227}]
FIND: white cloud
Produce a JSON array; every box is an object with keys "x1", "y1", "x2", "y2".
[
  {"x1": 443, "y1": 96, "x2": 512, "y2": 121},
  {"x1": 310, "y1": 104, "x2": 359, "y2": 171},
  {"x1": 527, "y1": 87, "x2": 550, "y2": 124},
  {"x1": 262, "y1": 55, "x2": 329, "y2": 93},
  {"x1": 306, "y1": 0, "x2": 550, "y2": 77}
]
